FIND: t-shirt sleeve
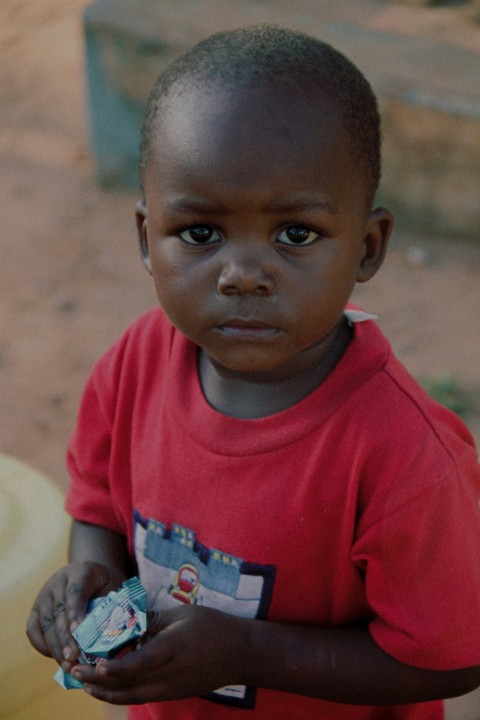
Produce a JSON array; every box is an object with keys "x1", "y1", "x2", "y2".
[
  {"x1": 353, "y1": 460, "x2": 480, "y2": 671},
  {"x1": 65, "y1": 363, "x2": 125, "y2": 536}
]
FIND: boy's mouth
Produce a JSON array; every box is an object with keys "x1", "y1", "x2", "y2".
[{"x1": 216, "y1": 319, "x2": 281, "y2": 341}]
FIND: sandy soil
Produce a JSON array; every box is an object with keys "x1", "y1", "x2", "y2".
[{"x1": 1, "y1": 2, "x2": 479, "y2": 717}]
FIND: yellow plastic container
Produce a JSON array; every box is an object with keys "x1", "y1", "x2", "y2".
[{"x1": 0, "y1": 453, "x2": 105, "y2": 719}]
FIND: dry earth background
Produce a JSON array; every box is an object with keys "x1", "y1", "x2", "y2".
[{"x1": 1, "y1": 1, "x2": 480, "y2": 718}]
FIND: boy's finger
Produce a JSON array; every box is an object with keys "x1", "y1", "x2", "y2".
[
  {"x1": 146, "y1": 608, "x2": 168, "y2": 635},
  {"x1": 51, "y1": 600, "x2": 81, "y2": 665},
  {"x1": 64, "y1": 579, "x2": 89, "y2": 630},
  {"x1": 37, "y1": 610, "x2": 66, "y2": 666},
  {"x1": 26, "y1": 606, "x2": 53, "y2": 657},
  {"x1": 92, "y1": 635, "x2": 174, "y2": 685},
  {"x1": 72, "y1": 662, "x2": 128, "y2": 691},
  {"x1": 27, "y1": 590, "x2": 77, "y2": 666},
  {"x1": 64, "y1": 564, "x2": 107, "y2": 629},
  {"x1": 75, "y1": 664, "x2": 167, "y2": 705}
]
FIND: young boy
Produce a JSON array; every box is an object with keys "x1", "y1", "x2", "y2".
[{"x1": 27, "y1": 25, "x2": 480, "y2": 720}]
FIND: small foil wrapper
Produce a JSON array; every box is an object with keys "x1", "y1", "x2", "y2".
[{"x1": 54, "y1": 577, "x2": 147, "y2": 689}]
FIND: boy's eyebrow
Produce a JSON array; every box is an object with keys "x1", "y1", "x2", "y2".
[
  {"x1": 265, "y1": 196, "x2": 339, "y2": 214},
  {"x1": 165, "y1": 197, "x2": 226, "y2": 214},
  {"x1": 165, "y1": 195, "x2": 339, "y2": 215}
]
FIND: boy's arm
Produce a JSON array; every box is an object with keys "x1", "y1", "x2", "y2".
[
  {"x1": 65, "y1": 519, "x2": 135, "y2": 630},
  {"x1": 73, "y1": 603, "x2": 480, "y2": 706},
  {"x1": 245, "y1": 616, "x2": 480, "y2": 704},
  {"x1": 27, "y1": 520, "x2": 131, "y2": 672},
  {"x1": 68, "y1": 519, "x2": 132, "y2": 574}
]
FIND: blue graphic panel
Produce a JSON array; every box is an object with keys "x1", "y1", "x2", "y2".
[{"x1": 133, "y1": 510, "x2": 276, "y2": 709}]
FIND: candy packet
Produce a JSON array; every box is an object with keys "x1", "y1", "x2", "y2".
[{"x1": 54, "y1": 576, "x2": 147, "y2": 689}]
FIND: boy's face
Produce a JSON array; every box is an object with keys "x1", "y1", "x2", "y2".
[{"x1": 137, "y1": 81, "x2": 392, "y2": 380}]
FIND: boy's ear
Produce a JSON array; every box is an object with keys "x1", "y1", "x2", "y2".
[
  {"x1": 135, "y1": 199, "x2": 152, "y2": 275},
  {"x1": 356, "y1": 206, "x2": 394, "y2": 283}
]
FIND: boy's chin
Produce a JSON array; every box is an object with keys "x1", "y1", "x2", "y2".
[{"x1": 202, "y1": 348, "x2": 314, "y2": 382}]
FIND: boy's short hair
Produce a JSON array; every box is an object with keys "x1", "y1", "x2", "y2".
[{"x1": 139, "y1": 24, "x2": 381, "y2": 204}]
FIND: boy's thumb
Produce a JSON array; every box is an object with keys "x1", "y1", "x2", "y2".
[{"x1": 146, "y1": 608, "x2": 169, "y2": 635}]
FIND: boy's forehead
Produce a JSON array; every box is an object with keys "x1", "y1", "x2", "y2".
[
  {"x1": 149, "y1": 79, "x2": 349, "y2": 169},
  {"x1": 143, "y1": 78, "x2": 370, "y2": 216}
]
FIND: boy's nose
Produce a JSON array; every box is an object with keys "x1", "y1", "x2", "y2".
[{"x1": 216, "y1": 249, "x2": 275, "y2": 296}]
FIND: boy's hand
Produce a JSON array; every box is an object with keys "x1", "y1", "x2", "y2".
[
  {"x1": 70, "y1": 605, "x2": 249, "y2": 705},
  {"x1": 26, "y1": 561, "x2": 125, "y2": 673}
]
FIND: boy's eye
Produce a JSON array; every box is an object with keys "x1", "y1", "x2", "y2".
[
  {"x1": 179, "y1": 226, "x2": 221, "y2": 245},
  {"x1": 277, "y1": 225, "x2": 320, "y2": 246}
]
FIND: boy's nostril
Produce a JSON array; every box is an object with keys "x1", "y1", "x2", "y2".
[{"x1": 217, "y1": 268, "x2": 275, "y2": 296}]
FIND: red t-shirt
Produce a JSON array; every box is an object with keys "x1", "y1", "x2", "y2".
[{"x1": 66, "y1": 307, "x2": 480, "y2": 719}]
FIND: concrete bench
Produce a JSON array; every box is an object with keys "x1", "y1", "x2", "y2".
[{"x1": 83, "y1": 0, "x2": 480, "y2": 234}]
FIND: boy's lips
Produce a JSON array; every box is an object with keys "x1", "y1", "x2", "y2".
[{"x1": 216, "y1": 319, "x2": 281, "y2": 341}]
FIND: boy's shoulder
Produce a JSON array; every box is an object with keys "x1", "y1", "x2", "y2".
[
  {"x1": 89, "y1": 307, "x2": 177, "y2": 389},
  {"x1": 121, "y1": 306, "x2": 172, "y2": 342},
  {"x1": 103, "y1": 307, "x2": 174, "y2": 360},
  {"x1": 353, "y1": 315, "x2": 474, "y2": 449}
]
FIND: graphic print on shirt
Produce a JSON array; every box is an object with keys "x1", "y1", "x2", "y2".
[{"x1": 133, "y1": 510, "x2": 276, "y2": 709}]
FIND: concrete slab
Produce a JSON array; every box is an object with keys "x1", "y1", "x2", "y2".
[
  {"x1": 319, "y1": 22, "x2": 480, "y2": 236},
  {"x1": 83, "y1": 0, "x2": 480, "y2": 238}
]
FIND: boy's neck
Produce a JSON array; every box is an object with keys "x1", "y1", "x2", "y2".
[{"x1": 198, "y1": 318, "x2": 352, "y2": 419}]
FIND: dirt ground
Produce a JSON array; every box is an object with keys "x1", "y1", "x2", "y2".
[{"x1": 1, "y1": 1, "x2": 480, "y2": 717}]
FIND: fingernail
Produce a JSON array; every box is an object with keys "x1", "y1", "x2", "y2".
[
  {"x1": 69, "y1": 621, "x2": 78, "y2": 632},
  {"x1": 63, "y1": 647, "x2": 72, "y2": 660},
  {"x1": 96, "y1": 660, "x2": 108, "y2": 675}
]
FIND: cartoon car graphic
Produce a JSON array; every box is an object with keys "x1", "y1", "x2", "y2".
[{"x1": 170, "y1": 562, "x2": 200, "y2": 604}]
